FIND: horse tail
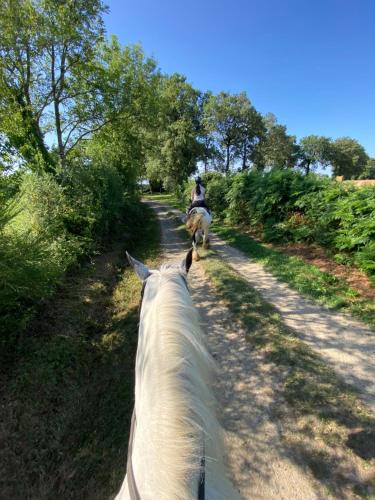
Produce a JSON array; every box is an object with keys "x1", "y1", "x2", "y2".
[{"x1": 186, "y1": 213, "x2": 203, "y2": 235}]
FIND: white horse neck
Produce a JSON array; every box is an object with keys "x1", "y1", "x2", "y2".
[
  {"x1": 132, "y1": 266, "x2": 216, "y2": 499},
  {"x1": 116, "y1": 265, "x2": 240, "y2": 500}
]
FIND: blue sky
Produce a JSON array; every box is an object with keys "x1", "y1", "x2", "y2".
[{"x1": 104, "y1": 0, "x2": 375, "y2": 156}]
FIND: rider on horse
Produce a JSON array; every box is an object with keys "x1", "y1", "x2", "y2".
[{"x1": 187, "y1": 176, "x2": 210, "y2": 214}]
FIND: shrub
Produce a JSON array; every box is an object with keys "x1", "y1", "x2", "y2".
[
  {"x1": 203, "y1": 172, "x2": 232, "y2": 220},
  {"x1": 225, "y1": 170, "x2": 325, "y2": 229},
  {"x1": 0, "y1": 166, "x2": 139, "y2": 365},
  {"x1": 295, "y1": 184, "x2": 375, "y2": 275},
  {"x1": 205, "y1": 169, "x2": 375, "y2": 277},
  {"x1": 0, "y1": 174, "x2": 81, "y2": 362},
  {"x1": 63, "y1": 163, "x2": 127, "y2": 243}
]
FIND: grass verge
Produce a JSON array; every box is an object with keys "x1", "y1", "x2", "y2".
[
  {"x1": 210, "y1": 222, "x2": 375, "y2": 328},
  {"x1": 200, "y1": 249, "x2": 375, "y2": 498},
  {"x1": 146, "y1": 193, "x2": 375, "y2": 328},
  {"x1": 0, "y1": 203, "x2": 160, "y2": 500},
  {"x1": 144, "y1": 192, "x2": 185, "y2": 211}
]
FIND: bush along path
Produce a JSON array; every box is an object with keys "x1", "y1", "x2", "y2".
[
  {"x1": 146, "y1": 200, "x2": 375, "y2": 499},
  {"x1": 149, "y1": 199, "x2": 375, "y2": 413},
  {"x1": 0, "y1": 204, "x2": 160, "y2": 500}
]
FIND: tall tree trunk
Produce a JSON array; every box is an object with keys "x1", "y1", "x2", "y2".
[
  {"x1": 51, "y1": 45, "x2": 65, "y2": 169},
  {"x1": 226, "y1": 143, "x2": 230, "y2": 173},
  {"x1": 11, "y1": 44, "x2": 54, "y2": 171},
  {"x1": 242, "y1": 140, "x2": 247, "y2": 170},
  {"x1": 14, "y1": 92, "x2": 54, "y2": 171}
]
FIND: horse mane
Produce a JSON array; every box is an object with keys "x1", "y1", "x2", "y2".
[{"x1": 122, "y1": 265, "x2": 237, "y2": 499}]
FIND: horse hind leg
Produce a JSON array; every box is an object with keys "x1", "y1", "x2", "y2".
[
  {"x1": 203, "y1": 227, "x2": 210, "y2": 249},
  {"x1": 192, "y1": 232, "x2": 200, "y2": 261},
  {"x1": 203, "y1": 234, "x2": 210, "y2": 249}
]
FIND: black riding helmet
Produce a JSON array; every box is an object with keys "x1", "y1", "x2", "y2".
[{"x1": 195, "y1": 176, "x2": 202, "y2": 183}]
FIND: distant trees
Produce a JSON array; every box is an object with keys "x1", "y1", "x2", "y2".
[
  {"x1": 359, "y1": 158, "x2": 375, "y2": 180},
  {"x1": 145, "y1": 74, "x2": 201, "y2": 190},
  {"x1": 197, "y1": 93, "x2": 371, "y2": 180},
  {"x1": 201, "y1": 92, "x2": 265, "y2": 172},
  {"x1": 0, "y1": 0, "x2": 371, "y2": 187},
  {"x1": 202, "y1": 92, "x2": 245, "y2": 173},
  {"x1": 236, "y1": 102, "x2": 264, "y2": 170},
  {"x1": 298, "y1": 135, "x2": 333, "y2": 174},
  {"x1": 330, "y1": 137, "x2": 368, "y2": 179},
  {"x1": 259, "y1": 113, "x2": 297, "y2": 170}
]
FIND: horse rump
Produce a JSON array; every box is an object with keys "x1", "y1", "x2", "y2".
[{"x1": 186, "y1": 212, "x2": 203, "y2": 235}]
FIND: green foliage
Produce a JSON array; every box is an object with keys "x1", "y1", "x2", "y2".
[
  {"x1": 258, "y1": 113, "x2": 297, "y2": 170},
  {"x1": 331, "y1": 137, "x2": 368, "y2": 179},
  {"x1": 0, "y1": 166, "x2": 141, "y2": 364},
  {"x1": 293, "y1": 184, "x2": 375, "y2": 275},
  {"x1": 355, "y1": 242, "x2": 375, "y2": 276},
  {"x1": 298, "y1": 135, "x2": 333, "y2": 174},
  {"x1": 0, "y1": 173, "x2": 80, "y2": 358},
  {"x1": 0, "y1": 1, "x2": 165, "y2": 365},
  {"x1": 0, "y1": 0, "x2": 107, "y2": 170},
  {"x1": 359, "y1": 158, "x2": 375, "y2": 180},
  {"x1": 63, "y1": 162, "x2": 129, "y2": 243},
  {"x1": 203, "y1": 172, "x2": 232, "y2": 219},
  {"x1": 0, "y1": 204, "x2": 160, "y2": 499},
  {"x1": 226, "y1": 169, "x2": 325, "y2": 229},
  {"x1": 202, "y1": 91, "x2": 263, "y2": 172},
  {"x1": 203, "y1": 169, "x2": 375, "y2": 277},
  {"x1": 0, "y1": 169, "x2": 23, "y2": 204},
  {"x1": 146, "y1": 74, "x2": 201, "y2": 190},
  {"x1": 332, "y1": 187, "x2": 375, "y2": 251}
]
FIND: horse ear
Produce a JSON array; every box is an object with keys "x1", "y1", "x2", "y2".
[
  {"x1": 126, "y1": 252, "x2": 151, "y2": 281},
  {"x1": 181, "y1": 247, "x2": 193, "y2": 274}
]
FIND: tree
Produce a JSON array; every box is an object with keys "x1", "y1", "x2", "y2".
[
  {"x1": 236, "y1": 103, "x2": 265, "y2": 170},
  {"x1": 87, "y1": 39, "x2": 160, "y2": 184},
  {"x1": 146, "y1": 74, "x2": 201, "y2": 189},
  {"x1": 0, "y1": 0, "x2": 107, "y2": 171},
  {"x1": 331, "y1": 137, "x2": 368, "y2": 179},
  {"x1": 203, "y1": 92, "x2": 245, "y2": 173},
  {"x1": 198, "y1": 126, "x2": 220, "y2": 172},
  {"x1": 258, "y1": 113, "x2": 297, "y2": 169},
  {"x1": 359, "y1": 158, "x2": 375, "y2": 180},
  {"x1": 298, "y1": 135, "x2": 333, "y2": 174},
  {"x1": 196, "y1": 91, "x2": 219, "y2": 172}
]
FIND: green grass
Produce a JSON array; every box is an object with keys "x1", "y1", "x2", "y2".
[
  {"x1": 147, "y1": 193, "x2": 375, "y2": 328},
  {"x1": 0, "y1": 203, "x2": 161, "y2": 499},
  {"x1": 200, "y1": 250, "x2": 375, "y2": 498},
  {"x1": 144, "y1": 192, "x2": 185, "y2": 211},
  {"x1": 210, "y1": 222, "x2": 375, "y2": 327}
]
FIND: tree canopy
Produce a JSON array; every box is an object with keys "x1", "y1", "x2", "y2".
[
  {"x1": 0, "y1": 1, "x2": 371, "y2": 187},
  {"x1": 298, "y1": 135, "x2": 333, "y2": 174},
  {"x1": 331, "y1": 137, "x2": 368, "y2": 179}
]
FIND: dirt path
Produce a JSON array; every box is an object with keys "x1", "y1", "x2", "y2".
[
  {"x1": 148, "y1": 201, "x2": 323, "y2": 500},
  {"x1": 152, "y1": 201, "x2": 375, "y2": 413}
]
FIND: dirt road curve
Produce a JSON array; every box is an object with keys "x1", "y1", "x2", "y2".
[{"x1": 147, "y1": 200, "x2": 323, "y2": 500}]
